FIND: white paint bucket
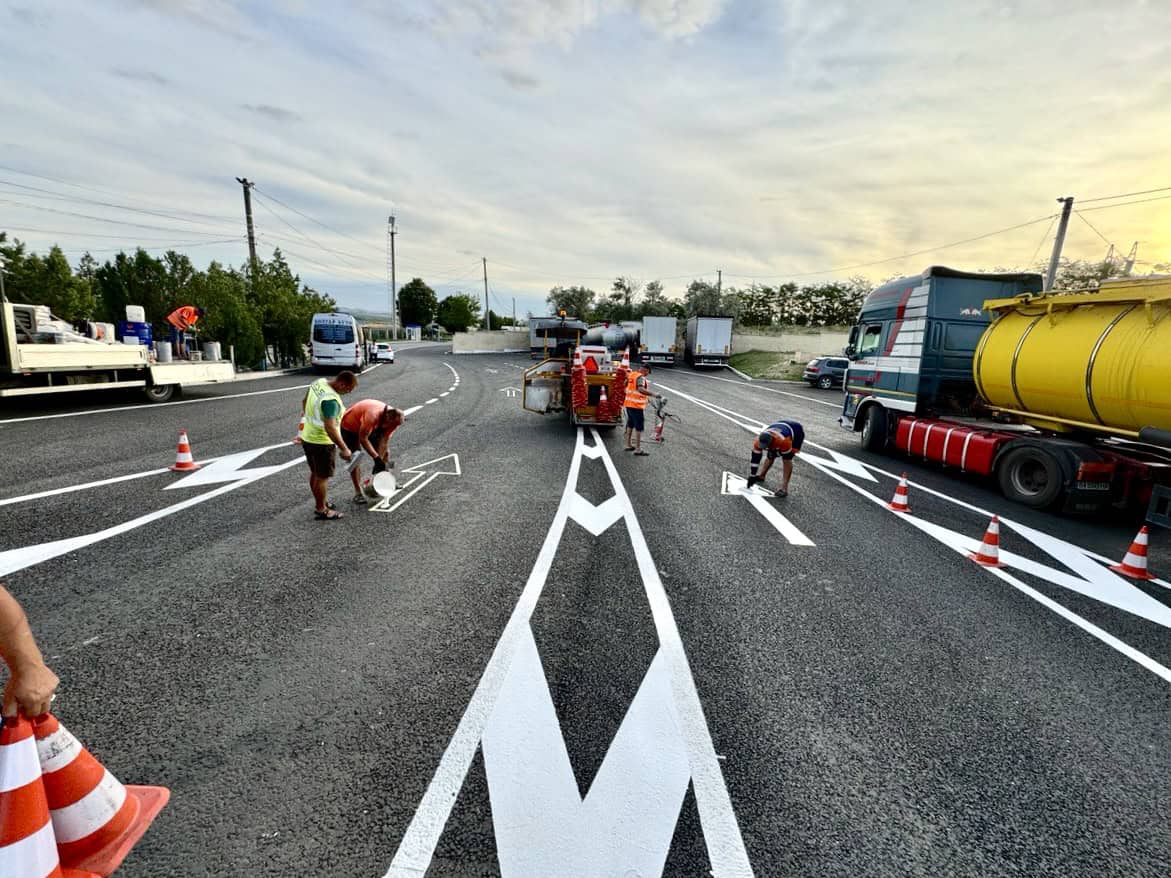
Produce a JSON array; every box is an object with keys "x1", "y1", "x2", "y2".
[
  {"x1": 155, "y1": 341, "x2": 173, "y2": 362},
  {"x1": 362, "y1": 471, "x2": 397, "y2": 499},
  {"x1": 203, "y1": 341, "x2": 222, "y2": 361}
]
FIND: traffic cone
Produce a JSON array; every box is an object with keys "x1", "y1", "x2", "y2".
[
  {"x1": 33, "y1": 714, "x2": 169, "y2": 877},
  {"x1": 0, "y1": 716, "x2": 89, "y2": 878},
  {"x1": 293, "y1": 414, "x2": 305, "y2": 445},
  {"x1": 968, "y1": 516, "x2": 1003, "y2": 566},
  {"x1": 572, "y1": 347, "x2": 583, "y2": 368},
  {"x1": 1110, "y1": 526, "x2": 1156, "y2": 580},
  {"x1": 887, "y1": 473, "x2": 911, "y2": 513},
  {"x1": 621, "y1": 346, "x2": 631, "y2": 370},
  {"x1": 168, "y1": 430, "x2": 200, "y2": 472}
]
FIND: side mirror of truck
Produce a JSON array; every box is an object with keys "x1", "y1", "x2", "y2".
[{"x1": 844, "y1": 343, "x2": 856, "y2": 359}]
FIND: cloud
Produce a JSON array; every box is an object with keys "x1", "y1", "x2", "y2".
[
  {"x1": 501, "y1": 69, "x2": 541, "y2": 90},
  {"x1": 10, "y1": 6, "x2": 50, "y2": 25},
  {"x1": 240, "y1": 104, "x2": 302, "y2": 123},
  {"x1": 109, "y1": 67, "x2": 171, "y2": 86}
]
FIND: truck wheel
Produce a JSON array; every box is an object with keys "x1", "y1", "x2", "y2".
[
  {"x1": 144, "y1": 383, "x2": 177, "y2": 403},
  {"x1": 860, "y1": 405, "x2": 887, "y2": 452},
  {"x1": 817, "y1": 375, "x2": 833, "y2": 389},
  {"x1": 997, "y1": 446, "x2": 1063, "y2": 509}
]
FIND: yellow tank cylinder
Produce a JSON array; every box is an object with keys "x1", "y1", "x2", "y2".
[{"x1": 974, "y1": 277, "x2": 1171, "y2": 436}]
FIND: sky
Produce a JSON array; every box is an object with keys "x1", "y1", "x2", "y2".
[{"x1": 2, "y1": 0, "x2": 1169, "y2": 319}]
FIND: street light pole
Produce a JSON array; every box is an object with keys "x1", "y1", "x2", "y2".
[
  {"x1": 0, "y1": 255, "x2": 7, "y2": 303},
  {"x1": 387, "y1": 215, "x2": 397, "y2": 340}
]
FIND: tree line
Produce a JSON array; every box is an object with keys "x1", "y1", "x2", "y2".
[
  {"x1": 0, "y1": 233, "x2": 334, "y2": 368},
  {"x1": 395, "y1": 277, "x2": 521, "y2": 333}
]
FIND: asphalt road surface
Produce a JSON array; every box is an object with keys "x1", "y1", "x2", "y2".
[{"x1": 2, "y1": 344, "x2": 1169, "y2": 877}]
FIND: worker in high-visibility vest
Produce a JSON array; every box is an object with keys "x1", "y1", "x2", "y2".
[
  {"x1": 166, "y1": 305, "x2": 204, "y2": 359},
  {"x1": 1, "y1": 584, "x2": 58, "y2": 718},
  {"x1": 623, "y1": 364, "x2": 660, "y2": 456},
  {"x1": 300, "y1": 371, "x2": 359, "y2": 519},
  {"x1": 746, "y1": 420, "x2": 805, "y2": 497}
]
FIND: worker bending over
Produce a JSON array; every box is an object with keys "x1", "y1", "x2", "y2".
[
  {"x1": 300, "y1": 371, "x2": 358, "y2": 520},
  {"x1": 1, "y1": 584, "x2": 58, "y2": 718},
  {"x1": 747, "y1": 419, "x2": 805, "y2": 497},
  {"x1": 166, "y1": 305, "x2": 204, "y2": 359},
  {"x1": 340, "y1": 400, "x2": 405, "y2": 504}
]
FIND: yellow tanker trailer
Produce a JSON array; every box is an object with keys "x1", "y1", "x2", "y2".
[{"x1": 841, "y1": 268, "x2": 1171, "y2": 525}]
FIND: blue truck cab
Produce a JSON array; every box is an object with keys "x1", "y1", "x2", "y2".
[{"x1": 840, "y1": 266, "x2": 1043, "y2": 450}]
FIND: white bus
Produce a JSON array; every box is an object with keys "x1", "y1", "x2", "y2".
[{"x1": 310, "y1": 312, "x2": 366, "y2": 372}]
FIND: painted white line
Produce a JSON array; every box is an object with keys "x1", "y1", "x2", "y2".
[
  {"x1": 670, "y1": 380, "x2": 1171, "y2": 682},
  {"x1": 0, "y1": 381, "x2": 313, "y2": 425},
  {"x1": 721, "y1": 472, "x2": 815, "y2": 546},
  {"x1": 674, "y1": 370, "x2": 841, "y2": 409},
  {"x1": 402, "y1": 405, "x2": 423, "y2": 416},
  {"x1": 424, "y1": 398, "x2": 438, "y2": 405},
  {"x1": 440, "y1": 392, "x2": 450, "y2": 397},
  {"x1": 369, "y1": 455, "x2": 460, "y2": 515},
  {"x1": 0, "y1": 466, "x2": 172, "y2": 507},
  {"x1": 443, "y1": 362, "x2": 460, "y2": 383},
  {"x1": 0, "y1": 456, "x2": 304, "y2": 578}
]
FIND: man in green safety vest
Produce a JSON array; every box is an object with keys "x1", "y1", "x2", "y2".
[{"x1": 300, "y1": 371, "x2": 359, "y2": 520}]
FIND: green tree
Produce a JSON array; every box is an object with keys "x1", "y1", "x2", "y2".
[
  {"x1": 547, "y1": 285, "x2": 595, "y2": 319},
  {"x1": 0, "y1": 239, "x2": 96, "y2": 322},
  {"x1": 437, "y1": 293, "x2": 480, "y2": 332},
  {"x1": 399, "y1": 277, "x2": 438, "y2": 326},
  {"x1": 684, "y1": 279, "x2": 728, "y2": 316},
  {"x1": 187, "y1": 261, "x2": 265, "y2": 366},
  {"x1": 638, "y1": 280, "x2": 671, "y2": 317}
]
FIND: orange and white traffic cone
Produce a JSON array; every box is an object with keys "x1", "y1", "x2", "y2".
[
  {"x1": 887, "y1": 473, "x2": 911, "y2": 513},
  {"x1": 0, "y1": 716, "x2": 95, "y2": 878},
  {"x1": 293, "y1": 414, "x2": 305, "y2": 445},
  {"x1": 621, "y1": 346, "x2": 631, "y2": 370},
  {"x1": 33, "y1": 714, "x2": 169, "y2": 877},
  {"x1": 1110, "y1": 526, "x2": 1156, "y2": 580},
  {"x1": 168, "y1": 430, "x2": 200, "y2": 472},
  {"x1": 572, "y1": 347, "x2": 583, "y2": 368},
  {"x1": 968, "y1": 516, "x2": 1003, "y2": 566}
]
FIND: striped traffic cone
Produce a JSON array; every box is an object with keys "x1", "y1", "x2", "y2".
[
  {"x1": 620, "y1": 346, "x2": 631, "y2": 370},
  {"x1": 33, "y1": 714, "x2": 169, "y2": 877},
  {"x1": 293, "y1": 414, "x2": 305, "y2": 445},
  {"x1": 887, "y1": 474, "x2": 911, "y2": 513},
  {"x1": 598, "y1": 384, "x2": 610, "y2": 418},
  {"x1": 968, "y1": 516, "x2": 1003, "y2": 566},
  {"x1": 1110, "y1": 526, "x2": 1156, "y2": 580},
  {"x1": 168, "y1": 430, "x2": 200, "y2": 472}
]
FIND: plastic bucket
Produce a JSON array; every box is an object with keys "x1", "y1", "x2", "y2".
[
  {"x1": 362, "y1": 471, "x2": 397, "y2": 499},
  {"x1": 203, "y1": 341, "x2": 222, "y2": 361},
  {"x1": 155, "y1": 341, "x2": 173, "y2": 362}
]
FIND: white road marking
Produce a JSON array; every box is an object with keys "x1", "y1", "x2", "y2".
[
  {"x1": 0, "y1": 466, "x2": 171, "y2": 507},
  {"x1": 498, "y1": 387, "x2": 520, "y2": 398},
  {"x1": 368, "y1": 454, "x2": 461, "y2": 515},
  {"x1": 424, "y1": 398, "x2": 438, "y2": 405},
  {"x1": 720, "y1": 472, "x2": 815, "y2": 546},
  {"x1": 673, "y1": 370, "x2": 841, "y2": 408},
  {"x1": 566, "y1": 493, "x2": 625, "y2": 536},
  {"x1": 485, "y1": 368, "x2": 499, "y2": 374},
  {"x1": 440, "y1": 392, "x2": 450, "y2": 397},
  {"x1": 0, "y1": 456, "x2": 304, "y2": 578},
  {"x1": 671, "y1": 382, "x2": 1171, "y2": 682},
  {"x1": 386, "y1": 430, "x2": 752, "y2": 877},
  {"x1": 402, "y1": 405, "x2": 423, "y2": 416},
  {"x1": 163, "y1": 443, "x2": 296, "y2": 490}
]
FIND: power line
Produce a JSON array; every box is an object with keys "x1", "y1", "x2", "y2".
[
  {"x1": 254, "y1": 234, "x2": 387, "y2": 284},
  {"x1": 1074, "y1": 210, "x2": 1115, "y2": 249},
  {"x1": 250, "y1": 185, "x2": 381, "y2": 252},
  {"x1": 1078, "y1": 186, "x2": 1171, "y2": 204},
  {"x1": 1076, "y1": 193, "x2": 1171, "y2": 213},
  {"x1": 1, "y1": 225, "x2": 245, "y2": 244},
  {"x1": 0, "y1": 198, "x2": 248, "y2": 237},
  {"x1": 0, "y1": 179, "x2": 238, "y2": 230},
  {"x1": 1023, "y1": 214, "x2": 1058, "y2": 270},
  {"x1": 250, "y1": 194, "x2": 373, "y2": 269}
]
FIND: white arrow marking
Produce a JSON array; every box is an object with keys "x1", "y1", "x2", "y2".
[
  {"x1": 164, "y1": 443, "x2": 293, "y2": 490},
  {"x1": 499, "y1": 387, "x2": 520, "y2": 397},
  {"x1": 721, "y1": 472, "x2": 815, "y2": 546},
  {"x1": 566, "y1": 493, "x2": 625, "y2": 536},
  {"x1": 483, "y1": 629, "x2": 690, "y2": 876},
  {"x1": 368, "y1": 453, "x2": 461, "y2": 514},
  {"x1": 486, "y1": 368, "x2": 499, "y2": 374}
]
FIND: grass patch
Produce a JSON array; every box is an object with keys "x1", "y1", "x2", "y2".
[{"x1": 729, "y1": 350, "x2": 807, "y2": 380}]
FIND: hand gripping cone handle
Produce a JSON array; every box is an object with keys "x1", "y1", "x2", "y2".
[
  {"x1": 1110, "y1": 526, "x2": 1156, "y2": 580},
  {"x1": 33, "y1": 714, "x2": 169, "y2": 877},
  {"x1": 888, "y1": 473, "x2": 911, "y2": 513},
  {"x1": 168, "y1": 430, "x2": 201, "y2": 472},
  {"x1": 968, "y1": 515, "x2": 1003, "y2": 566}
]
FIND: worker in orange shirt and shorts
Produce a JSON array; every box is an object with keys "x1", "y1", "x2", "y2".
[{"x1": 340, "y1": 400, "x2": 405, "y2": 503}]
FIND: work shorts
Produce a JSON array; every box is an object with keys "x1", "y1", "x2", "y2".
[
  {"x1": 340, "y1": 427, "x2": 384, "y2": 458},
  {"x1": 625, "y1": 407, "x2": 645, "y2": 432},
  {"x1": 302, "y1": 441, "x2": 336, "y2": 478}
]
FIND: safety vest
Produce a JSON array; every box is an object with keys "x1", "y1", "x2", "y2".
[
  {"x1": 625, "y1": 372, "x2": 648, "y2": 410},
  {"x1": 167, "y1": 306, "x2": 200, "y2": 330},
  {"x1": 300, "y1": 378, "x2": 345, "y2": 445}
]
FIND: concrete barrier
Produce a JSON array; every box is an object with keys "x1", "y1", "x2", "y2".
[
  {"x1": 451, "y1": 331, "x2": 528, "y2": 354},
  {"x1": 732, "y1": 330, "x2": 849, "y2": 355}
]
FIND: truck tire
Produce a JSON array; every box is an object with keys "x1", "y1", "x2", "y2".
[
  {"x1": 997, "y1": 445, "x2": 1064, "y2": 509},
  {"x1": 860, "y1": 405, "x2": 888, "y2": 452},
  {"x1": 144, "y1": 383, "x2": 177, "y2": 403}
]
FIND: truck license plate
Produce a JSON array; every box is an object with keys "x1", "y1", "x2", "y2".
[{"x1": 1076, "y1": 481, "x2": 1111, "y2": 491}]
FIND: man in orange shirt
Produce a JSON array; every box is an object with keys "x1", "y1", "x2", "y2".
[
  {"x1": 166, "y1": 305, "x2": 204, "y2": 359},
  {"x1": 340, "y1": 400, "x2": 405, "y2": 503}
]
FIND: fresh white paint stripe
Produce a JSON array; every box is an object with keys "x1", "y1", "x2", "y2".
[
  {"x1": 0, "y1": 381, "x2": 314, "y2": 425},
  {"x1": 670, "y1": 371, "x2": 840, "y2": 408},
  {"x1": 592, "y1": 430, "x2": 753, "y2": 874},
  {"x1": 723, "y1": 474, "x2": 815, "y2": 546},
  {"x1": 386, "y1": 430, "x2": 591, "y2": 876},
  {"x1": 0, "y1": 820, "x2": 59, "y2": 876},
  {"x1": 425, "y1": 398, "x2": 438, "y2": 405},
  {"x1": 440, "y1": 392, "x2": 450, "y2": 397},
  {"x1": 0, "y1": 734, "x2": 40, "y2": 791},
  {"x1": 402, "y1": 405, "x2": 423, "y2": 416},
  {"x1": 0, "y1": 457, "x2": 304, "y2": 578}
]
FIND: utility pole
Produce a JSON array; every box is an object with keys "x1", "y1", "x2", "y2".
[
  {"x1": 235, "y1": 177, "x2": 258, "y2": 275},
  {"x1": 1045, "y1": 196, "x2": 1074, "y2": 291},
  {"x1": 387, "y1": 216, "x2": 397, "y2": 339},
  {"x1": 512, "y1": 297, "x2": 516, "y2": 326},
  {"x1": 717, "y1": 269, "x2": 722, "y2": 296},
  {"x1": 482, "y1": 257, "x2": 490, "y2": 331},
  {"x1": 0, "y1": 254, "x2": 7, "y2": 303}
]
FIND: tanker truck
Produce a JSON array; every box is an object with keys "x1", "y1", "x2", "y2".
[{"x1": 839, "y1": 267, "x2": 1171, "y2": 526}]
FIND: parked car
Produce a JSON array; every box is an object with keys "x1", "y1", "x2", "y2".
[
  {"x1": 803, "y1": 356, "x2": 848, "y2": 389},
  {"x1": 373, "y1": 342, "x2": 396, "y2": 363}
]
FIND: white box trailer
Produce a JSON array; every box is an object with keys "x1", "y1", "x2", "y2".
[
  {"x1": 640, "y1": 316, "x2": 678, "y2": 365},
  {"x1": 1, "y1": 302, "x2": 234, "y2": 403},
  {"x1": 684, "y1": 316, "x2": 733, "y2": 367}
]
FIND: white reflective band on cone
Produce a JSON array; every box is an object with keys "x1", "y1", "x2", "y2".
[
  {"x1": 51, "y1": 769, "x2": 127, "y2": 842},
  {"x1": 0, "y1": 820, "x2": 60, "y2": 877},
  {"x1": 0, "y1": 734, "x2": 40, "y2": 791}
]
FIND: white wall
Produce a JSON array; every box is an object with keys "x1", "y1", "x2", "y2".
[
  {"x1": 451, "y1": 331, "x2": 528, "y2": 354},
  {"x1": 732, "y1": 331, "x2": 849, "y2": 355}
]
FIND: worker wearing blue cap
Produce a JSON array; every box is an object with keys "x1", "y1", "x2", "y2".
[{"x1": 746, "y1": 420, "x2": 804, "y2": 497}]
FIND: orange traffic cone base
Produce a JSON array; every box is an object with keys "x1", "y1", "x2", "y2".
[
  {"x1": 168, "y1": 461, "x2": 200, "y2": 471},
  {"x1": 887, "y1": 500, "x2": 910, "y2": 512},
  {"x1": 65, "y1": 869, "x2": 102, "y2": 878},
  {"x1": 1109, "y1": 561, "x2": 1155, "y2": 581},
  {"x1": 65, "y1": 785, "x2": 169, "y2": 877},
  {"x1": 968, "y1": 551, "x2": 1002, "y2": 567}
]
